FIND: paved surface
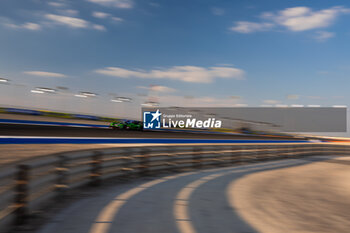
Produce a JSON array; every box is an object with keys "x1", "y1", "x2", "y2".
[
  {"x1": 36, "y1": 158, "x2": 312, "y2": 233},
  {"x1": 231, "y1": 156, "x2": 350, "y2": 233},
  {"x1": 0, "y1": 123, "x2": 299, "y2": 140}
]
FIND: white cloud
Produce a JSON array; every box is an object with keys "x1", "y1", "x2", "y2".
[
  {"x1": 92, "y1": 12, "x2": 124, "y2": 23},
  {"x1": 45, "y1": 14, "x2": 105, "y2": 31},
  {"x1": 45, "y1": 14, "x2": 89, "y2": 28},
  {"x1": 273, "y1": 6, "x2": 349, "y2": 31},
  {"x1": 92, "y1": 24, "x2": 106, "y2": 31},
  {"x1": 5, "y1": 14, "x2": 105, "y2": 31},
  {"x1": 137, "y1": 85, "x2": 176, "y2": 93},
  {"x1": 95, "y1": 66, "x2": 245, "y2": 83},
  {"x1": 111, "y1": 17, "x2": 123, "y2": 22},
  {"x1": 314, "y1": 31, "x2": 335, "y2": 42},
  {"x1": 4, "y1": 22, "x2": 41, "y2": 31},
  {"x1": 23, "y1": 23, "x2": 41, "y2": 30},
  {"x1": 23, "y1": 71, "x2": 66, "y2": 78},
  {"x1": 92, "y1": 12, "x2": 110, "y2": 19},
  {"x1": 230, "y1": 21, "x2": 273, "y2": 33},
  {"x1": 87, "y1": 0, "x2": 134, "y2": 9},
  {"x1": 153, "y1": 85, "x2": 176, "y2": 93},
  {"x1": 231, "y1": 6, "x2": 350, "y2": 35},
  {"x1": 278, "y1": 7, "x2": 310, "y2": 18},
  {"x1": 48, "y1": 2, "x2": 66, "y2": 7}
]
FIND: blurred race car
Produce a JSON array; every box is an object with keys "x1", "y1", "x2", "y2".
[
  {"x1": 238, "y1": 127, "x2": 254, "y2": 134},
  {"x1": 110, "y1": 120, "x2": 143, "y2": 130}
]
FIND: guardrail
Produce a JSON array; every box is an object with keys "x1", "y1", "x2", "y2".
[{"x1": 0, "y1": 143, "x2": 349, "y2": 232}]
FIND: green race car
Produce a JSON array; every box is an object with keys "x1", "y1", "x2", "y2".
[{"x1": 110, "y1": 120, "x2": 143, "y2": 130}]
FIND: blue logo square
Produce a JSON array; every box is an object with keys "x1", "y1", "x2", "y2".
[{"x1": 143, "y1": 110, "x2": 162, "y2": 129}]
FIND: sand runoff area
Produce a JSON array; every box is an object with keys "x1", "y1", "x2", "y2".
[{"x1": 229, "y1": 156, "x2": 350, "y2": 233}]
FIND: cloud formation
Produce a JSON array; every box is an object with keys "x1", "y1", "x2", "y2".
[
  {"x1": 45, "y1": 14, "x2": 89, "y2": 28},
  {"x1": 92, "y1": 12, "x2": 124, "y2": 23},
  {"x1": 4, "y1": 22, "x2": 41, "y2": 30},
  {"x1": 92, "y1": 12, "x2": 110, "y2": 19},
  {"x1": 314, "y1": 31, "x2": 334, "y2": 42},
  {"x1": 138, "y1": 85, "x2": 176, "y2": 93},
  {"x1": 45, "y1": 14, "x2": 105, "y2": 30},
  {"x1": 151, "y1": 85, "x2": 176, "y2": 93},
  {"x1": 23, "y1": 71, "x2": 66, "y2": 78},
  {"x1": 2, "y1": 12, "x2": 106, "y2": 32},
  {"x1": 231, "y1": 6, "x2": 350, "y2": 34},
  {"x1": 111, "y1": 17, "x2": 123, "y2": 22},
  {"x1": 271, "y1": 6, "x2": 349, "y2": 31},
  {"x1": 48, "y1": 2, "x2": 66, "y2": 8},
  {"x1": 95, "y1": 66, "x2": 245, "y2": 83},
  {"x1": 87, "y1": 0, "x2": 134, "y2": 9},
  {"x1": 92, "y1": 24, "x2": 106, "y2": 31},
  {"x1": 230, "y1": 22, "x2": 273, "y2": 33}
]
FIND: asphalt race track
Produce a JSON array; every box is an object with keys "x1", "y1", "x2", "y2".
[
  {"x1": 36, "y1": 158, "x2": 312, "y2": 233},
  {"x1": 0, "y1": 123, "x2": 302, "y2": 140}
]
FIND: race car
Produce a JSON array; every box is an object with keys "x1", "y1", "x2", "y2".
[{"x1": 110, "y1": 120, "x2": 143, "y2": 130}]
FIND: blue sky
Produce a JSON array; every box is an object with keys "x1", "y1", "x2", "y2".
[{"x1": 0, "y1": 0, "x2": 350, "y2": 118}]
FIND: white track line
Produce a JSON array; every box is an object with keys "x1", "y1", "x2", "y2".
[
  {"x1": 89, "y1": 172, "x2": 196, "y2": 233},
  {"x1": 173, "y1": 160, "x2": 304, "y2": 233},
  {"x1": 88, "y1": 159, "x2": 303, "y2": 233}
]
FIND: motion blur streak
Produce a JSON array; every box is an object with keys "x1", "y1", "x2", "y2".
[
  {"x1": 89, "y1": 172, "x2": 195, "y2": 233},
  {"x1": 173, "y1": 160, "x2": 303, "y2": 233}
]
